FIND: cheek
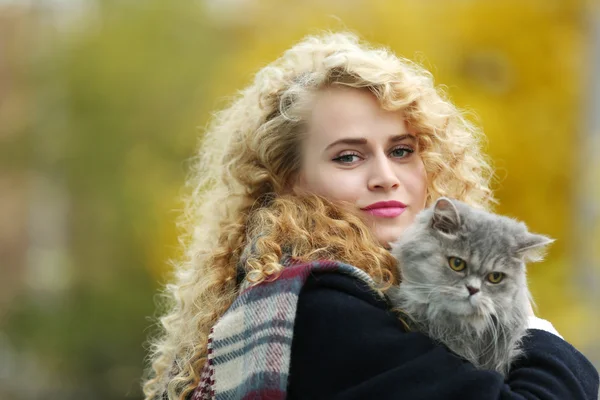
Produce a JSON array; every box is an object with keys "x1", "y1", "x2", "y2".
[
  {"x1": 298, "y1": 168, "x2": 362, "y2": 204},
  {"x1": 406, "y1": 159, "x2": 427, "y2": 197},
  {"x1": 484, "y1": 284, "x2": 508, "y2": 299},
  {"x1": 403, "y1": 160, "x2": 428, "y2": 206}
]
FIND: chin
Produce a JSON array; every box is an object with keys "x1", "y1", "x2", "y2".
[
  {"x1": 375, "y1": 228, "x2": 408, "y2": 249},
  {"x1": 444, "y1": 301, "x2": 479, "y2": 317}
]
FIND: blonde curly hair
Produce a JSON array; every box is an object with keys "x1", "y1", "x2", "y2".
[{"x1": 142, "y1": 31, "x2": 494, "y2": 400}]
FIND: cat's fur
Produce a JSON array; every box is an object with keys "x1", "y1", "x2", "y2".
[{"x1": 387, "y1": 197, "x2": 553, "y2": 376}]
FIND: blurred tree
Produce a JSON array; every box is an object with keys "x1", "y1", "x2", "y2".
[{"x1": 4, "y1": 1, "x2": 230, "y2": 398}]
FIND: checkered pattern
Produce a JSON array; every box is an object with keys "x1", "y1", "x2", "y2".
[{"x1": 191, "y1": 257, "x2": 382, "y2": 400}]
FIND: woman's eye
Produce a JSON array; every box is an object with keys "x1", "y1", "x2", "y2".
[
  {"x1": 332, "y1": 153, "x2": 361, "y2": 164},
  {"x1": 390, "y1": 147, "x2": 414, "y2": 158},
  {"x1": 487, "y1": 272, "x2": 505, "y2": 284},
  {"x1": 448, "y1": 256, "x2": 467, "y2": 272}
]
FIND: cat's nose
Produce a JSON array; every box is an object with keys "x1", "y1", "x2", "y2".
[{"x1": 466, "y1": 285, "x2": 480, "y2": 296}]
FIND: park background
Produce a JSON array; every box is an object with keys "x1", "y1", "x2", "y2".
[{"x1": 1, "y1": 0, "x2": 599, "y2": 399}]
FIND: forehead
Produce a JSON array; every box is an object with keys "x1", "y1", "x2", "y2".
[
  {"x1": 306, "y1": 87, "x2": 408, "y2": 144},
  {"x1": 456, "y1": 222, "x2": 522, "y2": 270}
]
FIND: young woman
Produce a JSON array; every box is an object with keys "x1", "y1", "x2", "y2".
[{"x1": 143, "y1": 32, "x2": 599, "y2": 400}]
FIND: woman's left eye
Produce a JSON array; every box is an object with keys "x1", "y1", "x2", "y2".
[
  {"x1": 390, "y1": 147, "x2": 414, "y2": 158},
  {"x1": 332, "y1": 153, "x2": 361, "y2": 164}
]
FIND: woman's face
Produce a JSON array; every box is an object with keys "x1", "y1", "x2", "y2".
[{"x1": 294, "y1": 87, "x2": 428, "y2": 247}]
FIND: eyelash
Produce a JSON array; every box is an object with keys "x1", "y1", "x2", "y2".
[{"x1": 332, "y1": 146, "x2": 415, "y2": 164}]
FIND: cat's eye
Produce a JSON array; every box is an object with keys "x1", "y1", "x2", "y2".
[
  {"x1": 448, "y1": 257, "x2": 466, "y2": 272},
  {"x1": 487, "y1": 272, "x2": 505, "y2": 284}
]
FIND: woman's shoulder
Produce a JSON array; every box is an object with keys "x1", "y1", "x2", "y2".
[
  {"x1": 300, "y1": 268, "x2": 393, "y2": 313},
  {"x1": 293, "y1": 269, "x2": 437, "y2": 356},
  {"x1": 290, "y1": 269, "x2": 600, "y2": 400}
]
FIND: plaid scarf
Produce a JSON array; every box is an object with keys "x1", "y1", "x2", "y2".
[{"x1": 191, "y1": 256, "x2": 384, "y2": 400}]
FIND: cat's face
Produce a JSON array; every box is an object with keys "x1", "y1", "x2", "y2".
[
  {"x1": 403, "y1": 243, "x2": 526, "y2": 319},
  {"x1": 391, "y1": 198, "x2": 552, "y2": 320}
]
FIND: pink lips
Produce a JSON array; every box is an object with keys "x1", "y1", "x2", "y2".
[{"x1": 361, "y1": 201, "x2": 407, "y2": 218}]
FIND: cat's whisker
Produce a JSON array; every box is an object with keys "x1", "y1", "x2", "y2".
[{"x1": 482, "y1": 313, "x2": 499, "y2": 355}]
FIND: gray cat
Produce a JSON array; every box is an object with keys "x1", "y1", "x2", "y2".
[{"x1": 387, "y1": 197, "x2": 553, "y2": 376}]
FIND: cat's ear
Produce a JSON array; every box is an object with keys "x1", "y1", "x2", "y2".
[
  {"x1": 515, "y1": 232, "x2": 554, "y2": 262},
  {"x1": 431, "y1": 197, "x2": 461, "y2": 236}
]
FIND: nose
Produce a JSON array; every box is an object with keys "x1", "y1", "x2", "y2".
[
  {"x1": 466, "y1": 285, "x2": 480, "y2": 296},
  {"x1": 368, "y1": 154, "x2": 400, "y2": 191}
]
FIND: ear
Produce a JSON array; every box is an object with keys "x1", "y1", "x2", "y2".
[
  {"x1": 431, "y1": 197, "x2": 461, "y2": 235},
  {"x1": 515, "y1": 232, "x2": 554, "y2": 262}
]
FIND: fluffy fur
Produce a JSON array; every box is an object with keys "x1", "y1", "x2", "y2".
[{"x1": 388, "y1": 197, "x2": 553, "y2": 375}]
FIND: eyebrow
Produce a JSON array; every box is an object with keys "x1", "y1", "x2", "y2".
[{"x1": 324, "y1": 134, "x2": 416, "y2": 151}]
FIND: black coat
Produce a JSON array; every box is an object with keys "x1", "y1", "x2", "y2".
[{"x1": 287, "y1": 272, "x2": 599, "y2": 399}]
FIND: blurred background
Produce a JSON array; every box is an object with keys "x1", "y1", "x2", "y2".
[{"x1": 1, "y1": 0, "x2": 599, "y2": 399}]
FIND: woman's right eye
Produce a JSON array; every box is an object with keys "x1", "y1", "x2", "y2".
[{"x1": 332, "y1": 153, "x2": 361, "y2": 164}]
